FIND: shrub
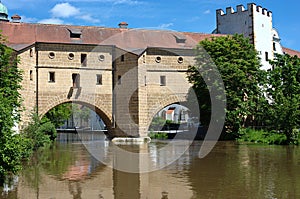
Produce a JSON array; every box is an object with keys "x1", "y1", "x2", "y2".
[
  {"x1": 149, "y1": 131, "x2": 168, "y2": 139},
  {"x1": 23, "y1": 112, "x2": 57, "y2": 149},
  {"x1": 237, "y1": 128, "x2": 288, "y2": 145},
  {"x1": 0, "y1": 133, "x2": 33, "y2": 181}
]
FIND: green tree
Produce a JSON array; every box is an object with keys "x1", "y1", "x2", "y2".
[
  {"x1": 43, "y1": 103, "x2": 72, "y2": 128},
  {"x1": 0, "y1": 34, "x2": 32, "y2": 180},
  {"x1": 267, "y1": 54, "x2": 300, "y2": 143},
  {"x1": 188, "y1": 34, "x2": 265, "y2": 136}
]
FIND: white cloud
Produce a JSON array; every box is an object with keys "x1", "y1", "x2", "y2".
[
  {"x1": 77, "y1": 14, "x2": 100, "y2": 23},
  {"x1": 38, "y1": 18, "x2": 64, "y2": 24},
  {"x1": 203, "y1": 9, "x2": 211, "y2": 14},
  {"x1": 51, "y1": 3, "x2": 80, "y2": 18},
  {"x1": 157, "y1": 23, "x2": 174, "y2": 29},
  {"x1": 20, "y1": 16, "x2": 38, "y2": 23}
]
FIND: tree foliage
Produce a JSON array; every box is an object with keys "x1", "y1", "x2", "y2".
[
  {"x1": 0, "y1": 34, "x2": 32, "y2": 180},
  {"x1": 43, "y1": 103, "x2": 72, "y2": 128},
  {"x1": 267, "y1": 54, "x2": 300, "y2": 143},
  {"x1": 188, "y1": 34, "x2": 265, "y2": 135},
  {"x1": 23, "y1": 112, "x2": 57, "y2": 149}
]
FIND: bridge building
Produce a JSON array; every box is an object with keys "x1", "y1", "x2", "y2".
[{"x1": 0, "y1": 2, "x2": 299, "y2": 137}]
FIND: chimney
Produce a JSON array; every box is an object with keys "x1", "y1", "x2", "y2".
[
  {"x1": 118, "y1": 22, "x2": 128, "y2": 29},
  {"x1": 11, "y1": 14, "x2": 21, "y2": 23}
]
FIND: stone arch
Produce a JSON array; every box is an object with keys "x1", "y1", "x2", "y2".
[
  {"x1": 146, "y1": 92, "x2": 187, "y2": 131},
  {"x1": 38, "y1": 93, "x2": 113, "y2": 134}
]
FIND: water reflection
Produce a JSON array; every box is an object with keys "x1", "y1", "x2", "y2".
[{"x1": 1, "y1": 139, "x2": 300, "y2": 199}]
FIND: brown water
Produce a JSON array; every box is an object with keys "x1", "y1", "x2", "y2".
[{"x1": 1, "y1": 140, "x2": 300, "y2": 199}]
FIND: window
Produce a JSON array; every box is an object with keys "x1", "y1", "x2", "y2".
[
  {"x1": 160, "y1": 76, "x2": 166, "y2": 86},
  {"x1": 70, "y1": 33, "x2": 81, "y2": 39},
  {"x1": 30, "y1": 70, "x2": 33, "y2": 81},
  {"x1": 49, "y1": 72, "x2": 55, "y2": 83},
  {"x1": 96, "y1": 74, "x2": 102, "y2": 85},
  {"x1": 273, "y1": 42, "x2": 276, "y2": 51},
  {"x1": 99, "y1": 55, "x2": 105, "y2": 61},
  {"x1": 48, "y1": 52, "x2": 55, "y2": 59},
  {"x1": 265, "y1": 52, "x2": 269, "y2": 61},
  {"x1": 29, "y1": 49, "x2": 33, "y2": 57},
  {"x1": 143, "y1": 55, "x2": 146, "y2": 63},
  {"x1": 155, "y1": 56, "x2": 161, "y2": 63},
  {"x1": 118, "y1": 75, "x2": 121, "y2": 85},
  {"x1": 121, "y1": 55, "x2": 125, "y2": 62},
  {"x1": 72, "y1": 73, "x2": 80, "y2": 88},
  {"x1": 178, "y1": 57, "x2": 183, "y2": 63},
  {"x1": 81, "y1": 54, "x2": 87, "y2": 67},
  {"x1": 68, "y1": 53, "x2": 74, "y2": 60},
  {"x1": 68, "y1": 29, "x2": 82, "y2": 39}
]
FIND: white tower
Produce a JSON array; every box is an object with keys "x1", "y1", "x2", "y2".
[{"x1": 215, "y1": 3, "x2": 283, "y2": 70}]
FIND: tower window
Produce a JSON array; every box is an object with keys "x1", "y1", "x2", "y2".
[
  {"x1": 160, "y1": 76, "x2": 166, "y2": 86},
  {"x1": 81, "y1": 54, "x2": 87, "y2": 67},
  {"x1": 273, "y1": 42, "x2": 276, "y2": 51},
  {"x1": 30, "y1": 70, "x2": 33, "y2": 81},
  {"x1": 49, "y1": 72, "x2": 55, "y2": 83},
  {"x1": 96, "y1": 74, "x2": 102, "y2": 85},
  {"x1": 265, "y1": 52, "x2": 269, "y2": 61},
  {"x1": 121, "y1": 55, "x2": 125, "y2": 62},
  {"x1": 72, "y1": 73, "x2": 80, "y2": 88}
]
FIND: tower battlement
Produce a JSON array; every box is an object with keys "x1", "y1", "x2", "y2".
[{"x1": 217, "y1": 3, "x2": 272, "y2": 18}]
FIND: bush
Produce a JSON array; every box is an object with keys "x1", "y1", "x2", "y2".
[
  {"x1": 149, "y1": 132, "x2": 168, "y2": 139},
  {"x1": 0, "y1": 133, "x2": 33, "y2": 181},
  {"x1": 23, "y1": 113, "x2": 57, "y2": 149},
  {"x1": 38, "y1": 121, "x2": 57, "y2": 141},
  {"x1": 237, "y1": 128, "x2": 288, "y2": 145}
]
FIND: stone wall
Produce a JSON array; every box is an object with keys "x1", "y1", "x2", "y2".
[{"x1": 18, "y1": 46, "x2": 37, "y2": 128}]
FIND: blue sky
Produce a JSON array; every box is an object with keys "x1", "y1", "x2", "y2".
[{"x1": 2, "y1": 0, "x2": 300, "y2": 51}]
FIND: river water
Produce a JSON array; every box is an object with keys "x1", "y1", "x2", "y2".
[{"x1": 1, "y1": 134, "x2": 300, "y2": 199}]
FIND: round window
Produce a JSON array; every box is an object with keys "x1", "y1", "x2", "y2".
[
  {"x1": 48, "y1": 52, "x2": 55, "y2": 59},
  {"x1": 99, "y1": 54, "x2": 105, "y2": 61},
  {"x1": 178, "y1": 56, "x2": 184, "y2": 63},
  {"x1": 68, "y1": 53, "x2": 75, "y2": 60},
  {"x1": 155, "y1": 56, "x2": 161, "y2": 63}
]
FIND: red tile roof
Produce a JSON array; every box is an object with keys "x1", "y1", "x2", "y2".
[
  {"x1": 282, "y1": 47, "x2": 300, "y2": 58},
  {"x1": 166, "y1": 109, "x2": 174, "y2": 114},
  {"x1": 0, "y1": 22, "x2": 223, "y2": 52}
]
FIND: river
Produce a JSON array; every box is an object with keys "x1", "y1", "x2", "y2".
[{"x1": 1, "y1": 133, "x2": 300, "y2": 199}]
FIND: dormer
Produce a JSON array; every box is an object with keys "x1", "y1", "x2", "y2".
[{"x1": 68, "y1": 28, "x2": 82, "y2": 39}]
